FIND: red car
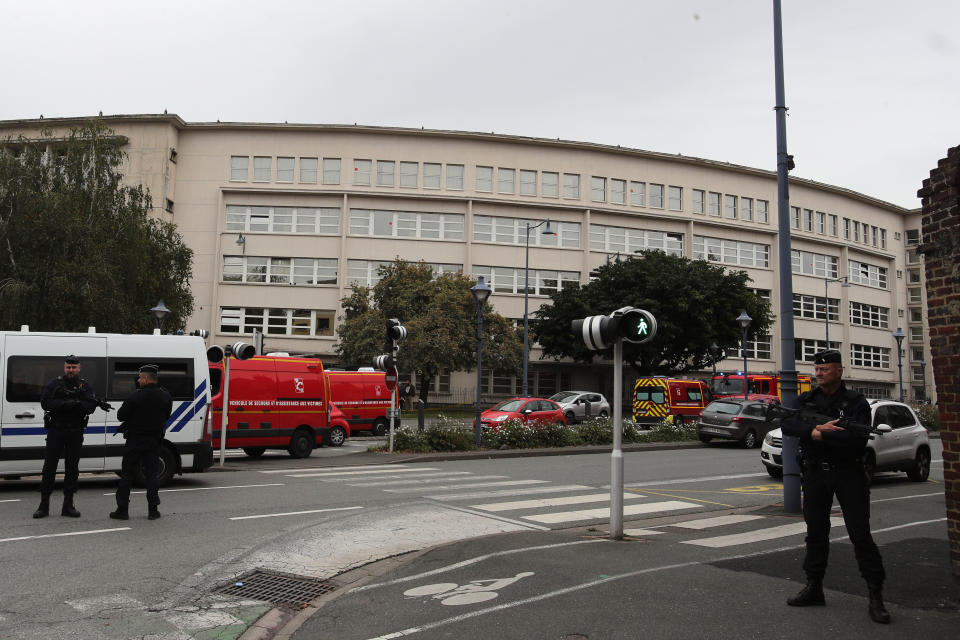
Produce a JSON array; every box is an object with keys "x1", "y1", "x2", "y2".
[{"x1": 480, "y1": 397, "x2": 567, "y2": 431}]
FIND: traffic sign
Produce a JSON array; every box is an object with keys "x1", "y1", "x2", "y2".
[{"x1": 385, "y1": 367, "x2": 398, "y2": 391}]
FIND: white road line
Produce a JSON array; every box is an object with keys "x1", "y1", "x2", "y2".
[
  {"x1": 325, "y1": 472, "x2": 475, "y2": 483},
  {"x1": 385, "y1": 480, "x2": 548, "y2": 494},
  {"x1": 623, "y1": 528, "x2": 666, "y2": 536},
  {"x1": 0, "y1": 527, "x2": 131, "y2": 543},
  {"x1": 872, "y1": 491, "x2": 944, "y2": 504},
  {"x1": 229, "y1": 506, "x2": 363, "y2": 521},
  {"x1": 104, "y1": 483, "x2": 285, "y2": 496},
  {"x1": 349, "y1": 475, "x2": 508, "y2": 487},
  {"x1": 426, "y1": 485, "x2": 595, "y2": 501},
  {"x1": 622, "y1": 472, "x2": 768, "y2": 488},
  {"x1": 669, "y1": 515, "x2": 765, "y2": 529},
  {"x1": 258, "y1": 465, "x2": 410, "y2": 474},
  {"x1": 471, "y1": 493, "x2": 644, "y2": 512},
  {"x1": 683, "y1": 517, "x2": 846, "y2": 548},
  {"x1": 290, "y1": 467, "x2": 440, "y2": 478},
  {"x1": 524, "y1": 500, "x2": 700, "y2": 524},
  {"x1": 0, "y1": 499, "x2": 22, "y2": 503}
]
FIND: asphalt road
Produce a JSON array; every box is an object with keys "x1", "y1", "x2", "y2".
[{"x1": 0, "y1": 440, "x2": 949, "y2": 639}]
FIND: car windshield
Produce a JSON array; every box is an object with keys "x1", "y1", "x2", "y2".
[
  {"x1": 706, "y1": 401, "x2": 744, "y2": 415},
  {"x1": 711, "y1": 377, "x2": 747, "y2": 394},
  {"x1": 550, "y1": 392, "x2": 579, "y2": 402},
  {"x1": 491, "y1": 399, "x2": 525, "y2": 412}
]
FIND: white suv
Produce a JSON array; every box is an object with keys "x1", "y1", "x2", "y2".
[{"x1": 760, "y1": 400, "x2": 931, "y2": 483}]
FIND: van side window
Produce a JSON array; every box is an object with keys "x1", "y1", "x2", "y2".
[
  {"x1": 687, "y1": 389, "x2": 702, "y2": 402},
  {"x1": 108, "y1": 358, "x2": 195, "y2": 401},
  {"x1": 6, "y1": 356, "x2": 107, "y2": 402},
  {"x1": 209, "y1": 368, "x2": 222, "y2": 396}
]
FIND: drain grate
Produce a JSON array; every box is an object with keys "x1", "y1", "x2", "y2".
[{"x1": 217, "y1": 570, "x2": 338, "y2": 608}]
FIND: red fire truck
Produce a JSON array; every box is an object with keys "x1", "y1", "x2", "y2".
[{"x1": 709, "y1": 371, "x2": 812, "y2": 401}]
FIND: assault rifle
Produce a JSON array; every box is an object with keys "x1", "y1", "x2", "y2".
[{"x1": 764, "y1": 404, "x2": 880, "y2": 438}]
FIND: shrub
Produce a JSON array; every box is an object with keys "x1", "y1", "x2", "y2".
[
  {"x1": 423, "y1": 423, "x2": 476, "y2": 451},
  {"x1": 913, "y1": 403, "x2": 940, "y2": 431},
  {"x1": 574, "y1": 417, "x2": 614, "y2": 445},
  {"x1": 483, "y1": 419, "x2": 538, "y2": 449}
]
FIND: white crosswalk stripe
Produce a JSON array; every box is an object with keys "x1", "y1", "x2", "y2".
[
  {"x1": 348, "y1": 474, "x2": 509, "y2": 487},
  {"x1": 470, "y1": 493, "x2": 645, "y2": 512},
  {"x1": 426, "y1": 485, "x2": 596, "y2": 501},
  {"x1": 258, "y1": 464, "x2": 413, "y2": 474},
  {"x1": 385, "y1": 479, "x2": 549, "y2": 493},
  {"x1": 289, "y1": 467, "x2": 441, "y2": 478},
  {"x1": 326, "y1": 471, "x2": 475, "y2": 483},
  {"x1": 681, "y1": 516, "x2": 845, "y2": 548},
  {"x1": 670, "y1": 514, "x2": 765, "y2": 529},
  {"x1": 523, "y1": 500, "x2": 700, "y2": 524}
]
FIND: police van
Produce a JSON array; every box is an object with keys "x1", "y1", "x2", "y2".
[{"x1": 0, "y1": 328, "x2": 214, "y2": 485}]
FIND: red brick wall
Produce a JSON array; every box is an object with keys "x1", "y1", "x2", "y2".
[{"x1": 917, "y1": 145, "x2": 960, "y2": 581}]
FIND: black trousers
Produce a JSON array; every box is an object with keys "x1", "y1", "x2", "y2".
[
  {"x1": 801, "y1": 462, "x2": 885, "y2": 584},
  {"x1": 115, "y1": 436, "x2": 161, "y2": 509},
  {"x1": 40, "y1": 429, "x2": 84, "y2": 497}
]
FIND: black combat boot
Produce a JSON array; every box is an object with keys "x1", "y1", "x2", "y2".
[
  {"x1": 867, "y1": 582, "x2": 891, "y2": 623},
  {"x1": 787, "y1": 579, "x2": 825, "y2": 606},
  {"x1": 109, "y1": 506, "x2": 129, "y2": 520},
  {"x1": 148, "y1": 508, "x2": 161, "y2": 520},
  {"x1": 32, "y1": 495, "x2": 50, "y2": 519},
  {"x1": 61, "y1": 494, "x2": 81, "y2": 518}
]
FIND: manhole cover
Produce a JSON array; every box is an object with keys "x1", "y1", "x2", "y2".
[{"x1": 217, "y1": 570, "x2": 338, "y2": 608}]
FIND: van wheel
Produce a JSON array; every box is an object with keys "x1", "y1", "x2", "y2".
[
  {"x1": 136, "y1": 444, "x2": 178, "y2": 487},
  {"x1": 242, "y1": 447, "x2": 266, "y2": 458},
  {"x1": 372, "y1": 419, "x2": 388, "y2": 437},
  {"x1": 328, "y1": 426, "x2": 347, "y2": 447},
  {"x1": 288, "y1": 429, "x2": 314, "y2": 458}
]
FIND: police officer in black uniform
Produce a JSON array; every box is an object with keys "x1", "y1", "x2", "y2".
[
  {"x1": 110, "y1": 364, "x2": 172, "y2": 521},
  {"x1": 782, "y1": 349, "x2": 890, "y2": 623},
  {"x1": 34, "y1": 355, "x2": 98, "y2": 518}
]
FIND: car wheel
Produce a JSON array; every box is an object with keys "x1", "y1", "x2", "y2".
[
  {"x1": 907, "y1": 447, "x2": 931, "y2": 482},
  {"x1": 564, "y1": 411, "x2": 576, "y2": 424},
  {"x1": 741, "y1": 429, "x2": 758, "y2": 449},
  {"x1": 328, "y1": 426, "x2": 347, "y2": 447},
  {"x1": 288, "y1": 428, "x2": 314, "y2": 459},
  {"x1": 598, "y1": 410, "x2": 608, "y2": 419},
  {"x1": 674, "y1": 414, "x2": 686, "y2": 426},
  {"x1": 862, "y1": 451, "x2": 876, "y2": 486},
  {"x1": 698, "y1": 434, "x2": 712, "y2": 444},
  {"x1": 766, "y1": 466, "x2": 783, "y2": 479},
  {"x1": 372, "y1": 418, "x2": 388, "y2": 437},
  {"x1": 242, "y1": 447, "x2": 266, "y2": 458}
]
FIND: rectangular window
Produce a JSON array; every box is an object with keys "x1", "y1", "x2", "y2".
[
  {"x1": 476, "y1": 166, "x2": 493, "y2": 192},
  {"x1": 795, "y1": 339, "x2": 841, "y2": 363},
  {"x1": 793, "y1": 294, "x2": 840, "y2": 322},
  {"x1": 498, "y1": 168, "x2": 516, "y2": 194},
  {"x1": 692, "y1": 189, "x2": 705, "y2": 214},
  {"x1": 353, "y1": 159, "x2": 372, "y2": 185},
  {"x1": 906, "y1": 248, "x2": 920, "y2": 264},
  {"x1": 649, "y1": 184, "x2": 664, "y2": 209},
  {"x1": 908, "y1": 287, "x2": 922, "y2": 304},
  {"x1": 850, "y1": 344, "x2": 890, "y2": 369},
  {"x1": 399, "y1": 161, "x2": 418, "y2": 187},
  {"x1": 694, "y1": 236, "x2": 770, "y2": 267},
  {"x1": 668, "y1": 186, "x2": 682, "y2": 211},
  {"x1": 253, "y1": 156, "x2": 271, "y2": 182},
  {"x1": 542, "y1": 172, "x2": 559, "y2": 197},
  {"x1": 230, "y1": 156, "x2": 249, "y2": 181},
  {"x1": 880, "y1": 228, "x2": 886, "y2": 248},
  {"x1": 276, "y1": 157, "x2": 294, "y2": 182},
  {"x1": 791, "y1": 250, "x2": 839, "y2": 278},
  {"x1": 377, "y1": 160, "x2": 395, "y2": 186},
  {"x1": 848, "y1": 259, "x2": 888, "y2": 289},
  {"x1": 519, "y1": 169, "x2": 537, "y2": 196},
  {"x1": 909, "y1": 326, "x2": 923, "y2": 342},
  {"x1": 475, "y1": 216, "x2": 580, "y2": 248},
  {"x1": 803, "y1": 208, "x2": 814, "y2": 232},
  {"x1": 828, "y1": 214, "x2": 838, "y2": 236},
  {"x1": 729, "y1": 335, "x2": 772, "y2": 360},
  {"x1": 757, "y1": 200, "x2": 769, "y2": 224},
  {"x1": 724, "y1": 194, "x2": 737, "y2": 219},
  {"x1": 423, "y1": 162, "x2": 441, "y2": 189},
  {"x1": 563, "y1": 173, "x2": 580, "y2": 199},
  {"x1": 610, "y1": 179, "x2": 626, "y2": 204},
  {"x1": 225, "y1": 205, "x2": 340, "y2": 234},
  {"x1": 708, "y1": 192, "x2": 721, "y2": 216},
  {"x1": 591, "y1": 225, "x2": 683, "y2": 256},
  {"x1": 791, "y1": 206, "x2": 800, "y2": 229},
  {"x1": 849, "y1": 301, "x2": 890, "y2": 329},
  {"x1": 907, "y1": 268, "x2": 921, "y2": 284},
  {"x1": 906, "y1": 229, "x2": 920, "y2": 245},
  {"x1": 299, "y1": 157, "x2": 318, "y2": 183},
  {"x1": 350, "y1": 209, "x2": 464, "y2": 240},
  {"x1": 591, "y1": 177, "x2": 606, "y2": 202},
  {"x1": 446, "y1": 164, "x2": 464, "y2": 190},
  {"x1": 910, "y1": 307, "x2": 923, "y2": 323},
  {"x1": 322, "y1": 158, "x2": 341, "y2": 184},
  {"x1": 843, "y1": 218, "x2": 851, "y2": 240},
  {"x1": 630, "y1": 181, "x2": 646, "y2": 206},
  {"x1": 220, "y1": 307, "x2": 334, "y2": 337},
  {"x1": 472, "y1": 265, "x2": 580, "y2": 296},
  {"x1": 740, "y1": 197, "x2": 753, "y2": 221},
  {"x1": 816, "y1": 211, "x2": 825, "y2": 234}
]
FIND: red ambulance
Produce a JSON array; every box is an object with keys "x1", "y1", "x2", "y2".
[
  {"x1": 324, "y1": 370, "x2": 393, "y2": 436},
  {"x1": 208, "y1": 355, "x2": 349, "y2": 458}
]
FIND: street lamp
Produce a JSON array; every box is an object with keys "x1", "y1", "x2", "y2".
[
  {"x1": 892, "y1": 327, "x2": 905, "y2": 402},
  {"x1": 736, "y1": 310, "x2": 752, "y2": 399},
  {"x1": 919, "y1": 359, "x2": 927, "y2": 402},
  {"x1": 822, "y1": 275, "x2": 850, "y2": 346},
  {"x1": 471, "y1": 276, "x2": 492, "y2": 447},
  {"x1": 522, "y1": 219, "x2": 556, "y2": 396},
  {"x1": 709, "y1": 342, "x2": 720, "y2": 376},
  {"x1": 150, "y1": 299, "x2": 171, "y2": 332}
]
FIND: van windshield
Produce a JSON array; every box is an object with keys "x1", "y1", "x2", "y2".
[{"x1": 711, "y1": 377, "x2": 746, "y2": 395}]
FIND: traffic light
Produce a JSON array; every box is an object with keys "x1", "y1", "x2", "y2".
[
  {"x1": 373, "y1": 354, "x2": 394, "y2": 370},
  {"x1": 206, "y1": 341, "x2": 256, "y2": 363},
  {"x1": 571, "y1": 307, "x2": 657, "y2": 351},
  {"x1": 386, "y1": 318, "x2": 407, "y2": 348}
]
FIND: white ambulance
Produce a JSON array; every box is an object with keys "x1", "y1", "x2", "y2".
[{"x1": 0, "y1": 328, "x2": 214, "y2": 485}]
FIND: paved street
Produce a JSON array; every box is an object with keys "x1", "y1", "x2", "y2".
[{"x1": 0, "y1": 440, "x2": 953, "y2": 639}]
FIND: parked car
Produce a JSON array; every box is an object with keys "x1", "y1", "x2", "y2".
[
  {"x1": 760, "y1": 399, "x2": 931, "y2": 482},
  {"x1": 549, "y1": 391, "x2": 610, "y2": 424},
  {"x1": 480, "y1": 397, "x2": 567, "y2": 431},
  {"x1": 697, "y1": 397, "x2": 779, "y2": 448}
]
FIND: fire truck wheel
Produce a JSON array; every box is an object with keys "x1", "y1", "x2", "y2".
[
  {"x1": 329, "y1": 426, "x2": 347, "y2": 447},
  {"x1": 372, "y1": 418, "x2": 388, "y2": 437},
  {"x1": 288, "y1": 428, "x2": 315, "y2": 458},
  {"x1": 242, "y1": 447, "x2": 266, "y2": 458}
]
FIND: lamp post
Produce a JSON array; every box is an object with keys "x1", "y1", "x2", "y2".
[
  {"x1": 919, "y1": 359, "x2": 927, "y2": 402},
  {"x1": 150, "y1": 299, "x2": 171, "y2": 333},
  {"x1": 709, "y1": 342, "x2": 719, "y2": 376},
  {"x1": 736, "y1": 310, "x2": 752, "y2": 399},
  {"x1": 471, "y1": 276, "x2": 492, "y2": 447},
  {"x1": 892, "y1": 327, "x2": 905, "y2": 402},
  {"x1": 822, "y1": 276, "x2": 850, "y2": 346},
  {"x1": 522, "y1": 219, "x2": 555, "y2": 396}
]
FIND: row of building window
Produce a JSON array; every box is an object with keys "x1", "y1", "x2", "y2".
[
  {"x1": 589, "y1": 226, "x2": 683, "y2": 255},
  {"x1": 220, "y1": 307, "x2": 335, "y2": 337},
  {"x1": 792, "y1": 296, "x2": 890, "y2": 329},
  {"x1": 787, "y1": 205, "x2": 891, "y2": 251},
  {"x1": 694, "y1": 236, "x2": 770, "y2": 268}
]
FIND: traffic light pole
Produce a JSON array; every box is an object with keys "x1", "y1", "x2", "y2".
[
  {"x1": 389, "y1": 388, "x2": 396, "y2": 453},
  {"x1": 610, "y1": 339, "x2": 624, "y2": 540}
]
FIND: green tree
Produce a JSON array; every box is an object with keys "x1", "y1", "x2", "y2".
[
  {"x1": 0, "y1": 122, "x2": 193, "y2": 332},
  {"x1": 335, "y1": 259, "x2": 522, "y2": 404},
  {"x1": 532, "y1": 251, "x2": 772, "y2": 376}
]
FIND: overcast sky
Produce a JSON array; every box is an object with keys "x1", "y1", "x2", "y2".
[{"x1": 3, "y1": 0, "x2": 957, "y2": 209}]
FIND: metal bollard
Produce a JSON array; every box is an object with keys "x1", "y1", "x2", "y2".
[
  {"x1": 584, "y1": 400, "x2": 591, "y2": 420},
  {"x1": 416, "y1": 399, "x2": 425, "y2": 432}
]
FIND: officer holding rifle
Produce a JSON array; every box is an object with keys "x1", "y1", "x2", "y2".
[{"x1": 781, "y1": 349, "x2": 889, "y2": 623}]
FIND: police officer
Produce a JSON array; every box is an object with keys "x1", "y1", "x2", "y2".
[
  {"x1": 34, "y1": 355, "x2": 98, "y2": 518},
  {"x1": 110, "y1": 364, "x2": 172, "y2": 521},
  {"x1": 782, "y1": 349, "x2": 889, "y2": 623}
]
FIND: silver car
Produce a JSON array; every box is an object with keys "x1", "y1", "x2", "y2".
[{"x1": 549, "y1": 391, "x2": 610, "y2": 424}]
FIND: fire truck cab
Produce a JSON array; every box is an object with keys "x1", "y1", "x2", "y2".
[{"x1": 633, "y1": 377, "x2": 712, "y2": 426}]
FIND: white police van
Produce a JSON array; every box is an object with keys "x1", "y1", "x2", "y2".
[{"x1": 0, "y1": 328, "x2": 214, "y2": 485}]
